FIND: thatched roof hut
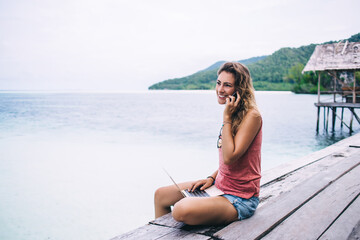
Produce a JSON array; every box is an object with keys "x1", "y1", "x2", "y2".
[
  {"x1": 303, "y1": 41, "x2": 360, "y2": 132},
  {"x1": 303, "y1": 41, "x2": 360, "y2": 73}
]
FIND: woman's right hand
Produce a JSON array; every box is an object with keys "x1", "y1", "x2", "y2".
[
  {"x1": 223, "y1": 91, "x2": 240, "y2": 121},
  {"x1": 188, "y1": 178, "x2": 214, "y2": 192}
]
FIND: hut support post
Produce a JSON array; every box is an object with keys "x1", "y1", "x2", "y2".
[
  {"x1": 350, "y1": 109, "x2": 353, "y2": 133},
  {"x1": 350, "y1": 70, "x2": 356, "y2": 133},
  {"x1": 317, "y1": 72, "x2": 322, "y2": 132},
  {"x1": 332, "y1": 107, "x2": 337, "y2": 131},
  {"x1": 348, "y1": 108, "x2": 360, "y2": 124},
  {"x1": 323, "y1": 107, "x2": 326, "y2": 129},
  {"x1": 331, "y1": 107, "x2": 351, "y2": 130},
  {"x1": 317, "y1": 72, "x2": 321, "y2": 103},
  {"x1": 353, "y1": 70, "x2": 356, "y2": 104},
  {"x1": 333, "y1": 72, "x2": 337, "y2": 102},
  {"x1": 316, "y1": 106, "x2": 320, "y2": 132},
  {"x1": 326, "y1": 107, "x2": 330, "y2": 131}
]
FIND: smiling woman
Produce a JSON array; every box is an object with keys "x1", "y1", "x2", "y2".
[{"x1": 154, "y1": 62, "x2": 262, "y2": 225}]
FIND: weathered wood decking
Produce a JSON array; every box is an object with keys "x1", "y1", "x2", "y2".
[{"x1": 112, "y1": 133, "x2": 360, "y2": 240}]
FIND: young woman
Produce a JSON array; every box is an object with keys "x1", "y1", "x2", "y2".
[{"x1": 154, "y1": 62, "x2": 262, "y2": 225}]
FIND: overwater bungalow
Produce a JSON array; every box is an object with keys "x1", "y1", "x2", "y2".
[{"x1": 302, "y1": 40, "x2": 360, "y2": 132}]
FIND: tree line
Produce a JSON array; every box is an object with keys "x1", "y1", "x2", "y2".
[{"x1": 149, "y1": 33, "x2": 360, "y2": 93}]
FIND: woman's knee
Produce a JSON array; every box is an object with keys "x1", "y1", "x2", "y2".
[
  {"x1": 172, "y1": 198, "x2": 194, "y2": 223},
  {"x1": 154, "y1": 186, "x2": 168, "y2": 205}
]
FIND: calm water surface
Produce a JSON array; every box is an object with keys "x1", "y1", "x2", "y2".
[{"x1": 0, "y1": 91, "x2": 358, "y2": 240}]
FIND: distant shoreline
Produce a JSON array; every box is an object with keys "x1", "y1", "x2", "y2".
[{"x1": 0, "y1": 89, "x2": 299, "y2": 94}]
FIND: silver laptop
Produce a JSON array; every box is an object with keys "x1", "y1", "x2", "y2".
[{"x1": 163, "y1": 169, "x2": 224, "y2": 198}]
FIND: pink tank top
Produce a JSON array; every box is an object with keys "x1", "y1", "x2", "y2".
[{"x1": 215, "y1": 125, "x2": 262, "y2": 198}]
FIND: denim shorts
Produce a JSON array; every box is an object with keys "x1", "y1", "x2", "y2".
[{"x1": 222, "y1": 194, "x2": 259, "y2": 220}]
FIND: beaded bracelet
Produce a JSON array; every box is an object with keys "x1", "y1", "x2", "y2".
[{"x1": 223, "y1": 121, "x2": 232, "y2": 125}]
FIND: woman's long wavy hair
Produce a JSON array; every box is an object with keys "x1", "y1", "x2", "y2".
[{"x1": 217, "y1": 62, "x2": 257, "y2": 135}]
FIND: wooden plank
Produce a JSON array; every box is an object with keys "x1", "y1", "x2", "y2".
[
  {"x1": 214, "y1": 154, "x2": 360, "y2": 240},
  {"x1": 319, "y1": 194, "x2": 360, "y2": 240},
  {"x1": 259, "y1": 147, "x2": 360, "y2": 208},
  {"x1": 347, "y1": 220, "x2": 360, "y2": 240},
  {"x1": 260, "y1": 132, "x2": 360, "y2": 186},
  {"x1": 156, "y1": 230, "x2": 210, "y2": 240},
  {"x1": 110, "y1": 224, "x2": 177, "y2": 240},
  {"x1": 262, "y1": 164, "x2": 360, "y2": 239},
  {"x1": 182, "y1": 224, "x2": 226, "y2": 237},
  {"x1": 150, "y1": 213, "x2": 226, "y2": 236},
  {"x1": 315, "y1": 102, "x2": 360, "y2": 108},
  {"x1": 115, "y1": 216, "x2": 216, "y2": 240},
  {"x1": 150, "y1": 213, "x2": 185, "y2": 229}
]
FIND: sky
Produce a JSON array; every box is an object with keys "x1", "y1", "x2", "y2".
[{"x1": 0, "y1": 0, "x2": 359, "y2": 91}]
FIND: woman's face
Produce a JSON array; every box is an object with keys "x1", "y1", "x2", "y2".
[{"x1": 216, "y1": 71, "x2": 236, "y2": 105}]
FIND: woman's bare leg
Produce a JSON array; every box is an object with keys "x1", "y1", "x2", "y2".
[
  {"x1": 154, "y1": 181, "x2": 194, "y2": 218},
  {"x1": 172, "y1": 196, "x2": 238, "y2": 225}
]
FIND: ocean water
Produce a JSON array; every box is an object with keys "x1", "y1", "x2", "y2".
[{"x1": 0, "y1": 90, "x2": 358, "y2": 240}]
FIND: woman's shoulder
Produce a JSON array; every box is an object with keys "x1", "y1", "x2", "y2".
[
  {"x1": 235, "y1": 108, "x2": 262, "y2": 136},
  {"x1": 246, "y1": 108, "x2": 262, "y2": 122}
]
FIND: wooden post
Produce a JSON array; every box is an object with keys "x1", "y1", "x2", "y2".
[
  {"x1": 316, "y1": 106, "x2": 320, "y2": 132},
  {"x1": 318, "y1": 72, "x2": 321, "y2": 103},
  {"x1": 331, "y1": 107, "x2": 351, "y2": 130},
  {"x1": 332, "y1": 107, "x2": 337, "y2": 131},
  {"x1": 326, "y1": 107, "x2": 330, "y2": 131},
  {"x1": 323, "y1": 107, "x2": 326, "y2": 129},
  {"x1": 350, "y1": 70, "x2": 356, "y2": 133},
  {"x1": 353, "y1": 70, "x2": 356, "y2": 104},
  {"x1": 317, "y1": 72, "x2": 322, "y2": 132},
  {"x1": 341, "y1": 107, "x2": 344, "y2": 128},
  {"x1": 350, "y1": 107, "x2": 353, "y2": 133},
  {"x1": 333, "y1": 72, "x2": 337, "y2": 103},
  {"x1": 331, "y1": 71, "x2": 336, "y2": 131}
]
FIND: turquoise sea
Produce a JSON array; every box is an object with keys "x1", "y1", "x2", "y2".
[{"x1": 0, "y1": 90, "x2": 358, "y2": 240}]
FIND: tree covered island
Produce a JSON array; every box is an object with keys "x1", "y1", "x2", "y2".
[{"x1": 149, "y1": 33, "x2": 360, "y2": 93}]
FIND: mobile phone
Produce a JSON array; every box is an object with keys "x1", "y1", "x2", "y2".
[
  {"x1": 232, "y1": 92, "x2": 238, "y2": 101},
  {"x1": 232, "y1": 91, "x2": 245, "y2": 110}
]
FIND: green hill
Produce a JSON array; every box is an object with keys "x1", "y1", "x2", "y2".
[
  {"x1": 149, "y1": 33, "x2": 360, "y2": 91},
  {"x1": 249, "y1": 45, "x2": 316, "y2": 90},
  {"x1": 148, "y1": 56, "x2": 267, "y2": 90}
]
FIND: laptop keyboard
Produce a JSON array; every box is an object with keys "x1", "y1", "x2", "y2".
[{"x1": 183, "y1": 189, "x2": 210, "y2": 197}]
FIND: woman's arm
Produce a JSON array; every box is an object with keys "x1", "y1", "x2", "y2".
[{"x1": 221, "y1": 109, "x2": 262, "y2": 165}]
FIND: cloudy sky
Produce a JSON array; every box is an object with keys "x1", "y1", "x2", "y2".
[{"x1": 0, "y1": 0, "x2": 359, "y2": 91}]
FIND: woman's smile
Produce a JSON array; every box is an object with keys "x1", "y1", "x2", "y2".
[{"x1": 218, "y1": 94, "x2": 229, "y2": 101}]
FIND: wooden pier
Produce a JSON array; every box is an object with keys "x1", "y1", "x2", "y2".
[
  {"x1": 111, "y1": 132, "x2": 360, "y2": 240},
  {"x1": 315, "y1": 102, "x2": 360, "y2": 132}
]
